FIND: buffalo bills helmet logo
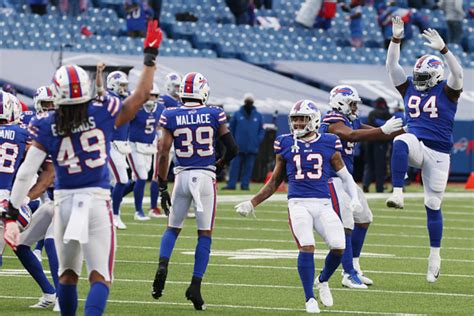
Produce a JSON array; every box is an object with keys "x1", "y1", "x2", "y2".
[
  {"x1": 427, "y1": 59, "x2": 442, "y2": 68},
  {"x1": 334, "y1": 87, "x2": 353, "y2": 96}
]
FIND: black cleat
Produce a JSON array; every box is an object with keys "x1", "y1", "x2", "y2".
[
  {"x1": 152, "y1": 260, "x2": 169, "y2": 299},
  {"x1": 185, "y1": 278, "x2": 206, "y2": 310}
]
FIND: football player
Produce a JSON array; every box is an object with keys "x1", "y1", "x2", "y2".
[
  {"x1": 128, "y1": 83, "x2": 164, "y2": 219},
  {"x1": 151, "y1": 72, "x2": 238, "y2": 310},
  {"x1": 385, "y1": 17, "x2": 464, "y2": 283},
  {"x1": 97, "y1": 64, "x2": 144, "y2": 226},
  {"x1": 3, "y1": 20, "x2": 162, "y2": 315},
  {"x1": 236, "y1": 100, "x2": 363, "y2": 313},
  {"x1": 319, "y1": 85, "x2": 403, "y2": 288},
  {"x1": 158, "y1": 72, "x2": 182, "y2": 108},
  {"x1": 0, "y1": 91, "x2": 29, "y2": 258}
]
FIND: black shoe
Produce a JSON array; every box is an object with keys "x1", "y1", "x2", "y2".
[
  {"x1": 185, "y1": 277, "x2": 206, "y2": 310},
  {"x1": 363, "y1": 186, "x2": 369, "y2": 193},
  {"x1": 240, "y1": 187, "x2": 250, "y2": 191},
  {"x1": 151, "y1": 259, "x2": 169, "y2": 299}
]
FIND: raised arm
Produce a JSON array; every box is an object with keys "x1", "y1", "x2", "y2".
[
  {"x1": 386, "y1": 16, "x2": 409, "y2": 96},
  {"x1": 421, "y1": 28, "x2": 463, "y2": 102},
  {"x1": 95, "y1": 62, "x2": 106, "y2": 97},
  {"x1": 115, "y1": 20, "x2": 162, "y2": 127},
  {"x1": 327, "y1": 119, "x2": 403, "y2": 142}
]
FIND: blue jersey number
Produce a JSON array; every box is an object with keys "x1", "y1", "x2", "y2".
[
  {"x1": 407, "y1": 95, "x2": 438, "y2": 118},
  {"x1": 293, "y1": 153, "x2": 323, "y2": 180},
  {"x1": 57, "y1": 129, "x2": 107, "y2": 174}
]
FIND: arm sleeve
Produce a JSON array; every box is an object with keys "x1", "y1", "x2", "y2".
[
  {"x1": 217, "y1": 108, "x2": 227, "y2": 125},
  {"x1": 444, "y1": 50, "x2": 463, "y2": 90},
  {"x1": 273, "y1": 136, "x2": 283, "y2": 155},
  {"x1": 336, "y1": 166, "x2": 358, "y2": 200},
  {"x1": 10, "y1": 146, "x2": 47, "y2": 208},
  {"x1": 386, "y1": 40, "x2": 407, "y2": 87}
]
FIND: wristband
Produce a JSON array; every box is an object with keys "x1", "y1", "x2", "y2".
[
  {"x1": 5, "y1": 202, "x2": 19, "y2": 221},
  {"x1": 391, "y1": 37, "x2": 401, "y2": 44},
  {"x1": 96, "y1": 86, "x2": 104, "y2": 93},
  {"x1": 440, "y1": 46, "x2": 448, "y2": 55},
  {"x1": 158, "y1": 176, "x2": 168, "y2": 191}
]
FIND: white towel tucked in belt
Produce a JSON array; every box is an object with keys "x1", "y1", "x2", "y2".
[
  {"x1": 188, "y1": 171, "x2": 204, "y2": 213},
  {"x1": 63, "y1": 193, "x2": 91, "y2": 244}
]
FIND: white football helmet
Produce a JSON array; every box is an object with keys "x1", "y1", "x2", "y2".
[
  {"x1": 52, "y1": 65, "x2": 92, "y2": 106},
  {"x1": 165, "y1": 72, "x2": 182, "y2": 97},
  {"x1": 107, "y1": 71, "x2": 129, "y2": 97},
  {"x1": 329, "y1": 85, "x2": 361, "y2": 118},
  {"x1": 144, "y1": 83, "x2": 160, "y2": 112},
  {"x1": 33, "y1": 86, "x2": 56, "y2": 113},
  {"x1": 179, "y1": 72, "x2": 210, "y2": 104},
  {"x1": 413, "y1": 55, "x2": 444, "y2": 91},
  {"x1": 0, "y1": 91, "x2": 16, "y2": 123},
  {"x1": 289, "y1": 99, "x2": 321, "y2": 138},
  {"x1": 11, "y1": 96, "x2": 22, "y2": 124}
]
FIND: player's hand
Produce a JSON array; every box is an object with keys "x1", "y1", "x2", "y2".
[
  {"x1": 215, "y1": 158, "x2": 225, "y2": 175},
  {"x1": 96, "y1": 62, "x2": 106, "y2": 73},
  {"x1": 3, "y1": 220, "x2": 20, "y2": 251},
  {"x1": 349, "y1": 199, "x2": 362, "y2": 214},
  {"x1": 380, "y1": 117, "x2": 403, "y2": 135},
  {"x1": 391, "y1": 16, "x2": 404, "y2": 39},
  {"x1": 144, "y1": 20, "x2": 163, "y2": 51},
  {"x1": 158, "y1": 177, "x2": 171, "y2": 216},
  {"x1": 235, "y1": 201, "x2": 256, "y2": 218},
  {"x1": 422, "y1": 28, "x2": 445, "y2": 51}
]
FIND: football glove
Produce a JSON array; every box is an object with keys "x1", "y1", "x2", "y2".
[
  {"x1": 143, "y1": 20, "x2": 162, "y2": 66},
  {"x1": 391, "y1": 16, "x2": 404, "y2": 39},
  {"x1": 235, "y1": 201, "x2": 256, "y2": 218},
  {"x1": 158, "y1": 177, "x2": 171, "y2": 216},
  {"x1": 422, "y1": 28, "x2": 446, "y2": 51},
  {"x1": 380, "y1": 117, "x2": 403, "y2": 135}
]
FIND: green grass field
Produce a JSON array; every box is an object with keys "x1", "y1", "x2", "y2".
[{"x1": 1, "y1": 184, "x2": 473, "y2": 315}]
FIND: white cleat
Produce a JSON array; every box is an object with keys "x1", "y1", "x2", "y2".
[
  {"x1": 33, "y1": 249, "x2": 42, "y2": 262},
  {"x1": 30, "y1": 293, "x2": 55, "y2": 309},
  {"x1": 427, "y1": 254, "x2": 441, "y2": 283},
  {"x1": 134, "y1": 212, "x2": 151, "y2": 221},
  {"x1": 354, "y1": 269, "x2": 373, "y2": 285},
  {"x1": 342, "y1": 272, "x2": 368, "y2": 289},
  {"x1": 53, "y1": 298, "x2": 61, "y2": 312},
  {"x1": 386, "y1": 193, "x2": 404, "y2": 209},
  {"x1": 113, "y1": 215, "x2": 127, "y2": 229},
  {"x1": 315, "y1": 277, "x2": 333, "y2": 307},
  {"x1": 305, "y1": 297, "x2": 320, "y2": 314},
  {"x1": 187, "y1": 212, "x2": 196, "y2": 219}
]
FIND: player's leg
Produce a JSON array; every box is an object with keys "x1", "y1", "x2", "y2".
[
  {"x1": 16, "y1": 201, "x2": 56, "y2": 308},
  {"x1": 82, "y1": 199, "x2": 115, "y2": 315},
  {"x1": 240, "y1": 153, "x2": 256, "y2": 190},
  {"x1": 312, "y1": 199, "x2": 346, "y2": 307},
  {"x1": 149, "y1": 151, "x2": 164, "y2": 217},
  {"x1": 128, "y1": 147, "x2": 151, "y2": 221},
  {"x1": 328, "y1": 179, "x2": 365, "y2": 289},
  {"x1": 422, "y1": 147, "x2": 450, "y2": 283},
  {"x1": 352, "y1": 187, "x2": 374, "y2": 285},
  {"x1": 109, "y1": 147, "x2": 130, "y2": 228},
  {"x1": 152, "y1": 171, "x2": 191, "y2": 300},
  {"x1": 387, "y1": 133, "x2": 424, "y2": 208},
  {"x1": 54, "y1": 195, "x2": 84, "y2": 315},
  {"x1": 288, "y1": 200, "x2": 320, "y2": 313},
  {"x1": 222, "y1": 153, "x2": 241, "y2": 190},
  {"x1": 185, "y1": 172, "x2": 217, "y2": 310},
  {"x1": 33, "y1": 240, "x2": 44, "y2": 262}
]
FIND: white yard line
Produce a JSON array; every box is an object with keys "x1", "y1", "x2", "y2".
[{"x1": 0, "y1": 295, "x2": 427, "y2": 315}]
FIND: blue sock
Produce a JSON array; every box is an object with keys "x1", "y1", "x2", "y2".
[
  {"x1": 391, "y1": 140, "x2": 409, "y2": 188},
  {"x1": 159, "y1": 228, "x2": 179, "y2": 259},
  {"x1": 352, "y1": 225, "x2": 368, "y2": 258},
  {"x1": 150, "y1": 180, "x2": 159, "y2": 209},
  {"x1": 319, "y1": 251, "x2": 343, "y2": 282},
  {"x1": 57, "y1": 283, "x2": 78, "y2": 316},
  {"x1": 341, "y1": 233, "x2": 355, "y2": 274},
  {"x1": 134, "y1": 179, "x2": 146, "y2": 212},
  {"x1": 44, "y1": 238, "x2": 59, "y2": 289},
  {"x1": 112, "y1": 183, "x2": 127, "y2": 215},
  {"x1": 193, "y1": 236, "x2": 212, "y2": 278},
  {"x1": 426, "y1": 206, "x2": 443, "y2": 247},
  {"x1": 85, "y1": 282, "x2": 109, "y2": 316},
  {"x1": 123, "y1": 181, "x2": 135, "y2": 197},
  {"x1": 35, "y1": 239, "x2": 44, "y2": 251},
  {"x1": 297, "y1": 252, "x2": 315, "y2": 301},
  {"x1": 15, "y1": 245, "x2": 55, "y2": 294},
  {"x1": 28, "y1": 200, "x2": 40, "y2": 213}
]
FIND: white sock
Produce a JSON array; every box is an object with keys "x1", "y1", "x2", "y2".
[
  {"x1": 430, "y1": 247, "x2": 441, "y2": 257},
  {"x1": 353, "y1": 257, "x2": 361, "y2": 272},
  {"x1": 393, "y1": 187, "x2": 403, "y2": 195}
]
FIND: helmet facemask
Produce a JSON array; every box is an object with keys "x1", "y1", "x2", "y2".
[
  {"x1": 413, "y1": 55, "x2": 444, "y2": 91},
  {"x1": 289, "y1": 113, "x2": 319, "y2": 138}
]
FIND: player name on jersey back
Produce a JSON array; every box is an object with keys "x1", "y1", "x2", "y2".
[
  {"x1": 0, "y1": 129, "x2": 16, "y2": 140},
  {"x1": 51, "y1": 117, "x2": 97, "y2": 136},
  {"x1": 176, "y1": 113, "x2": 211, "y2": 125}
]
